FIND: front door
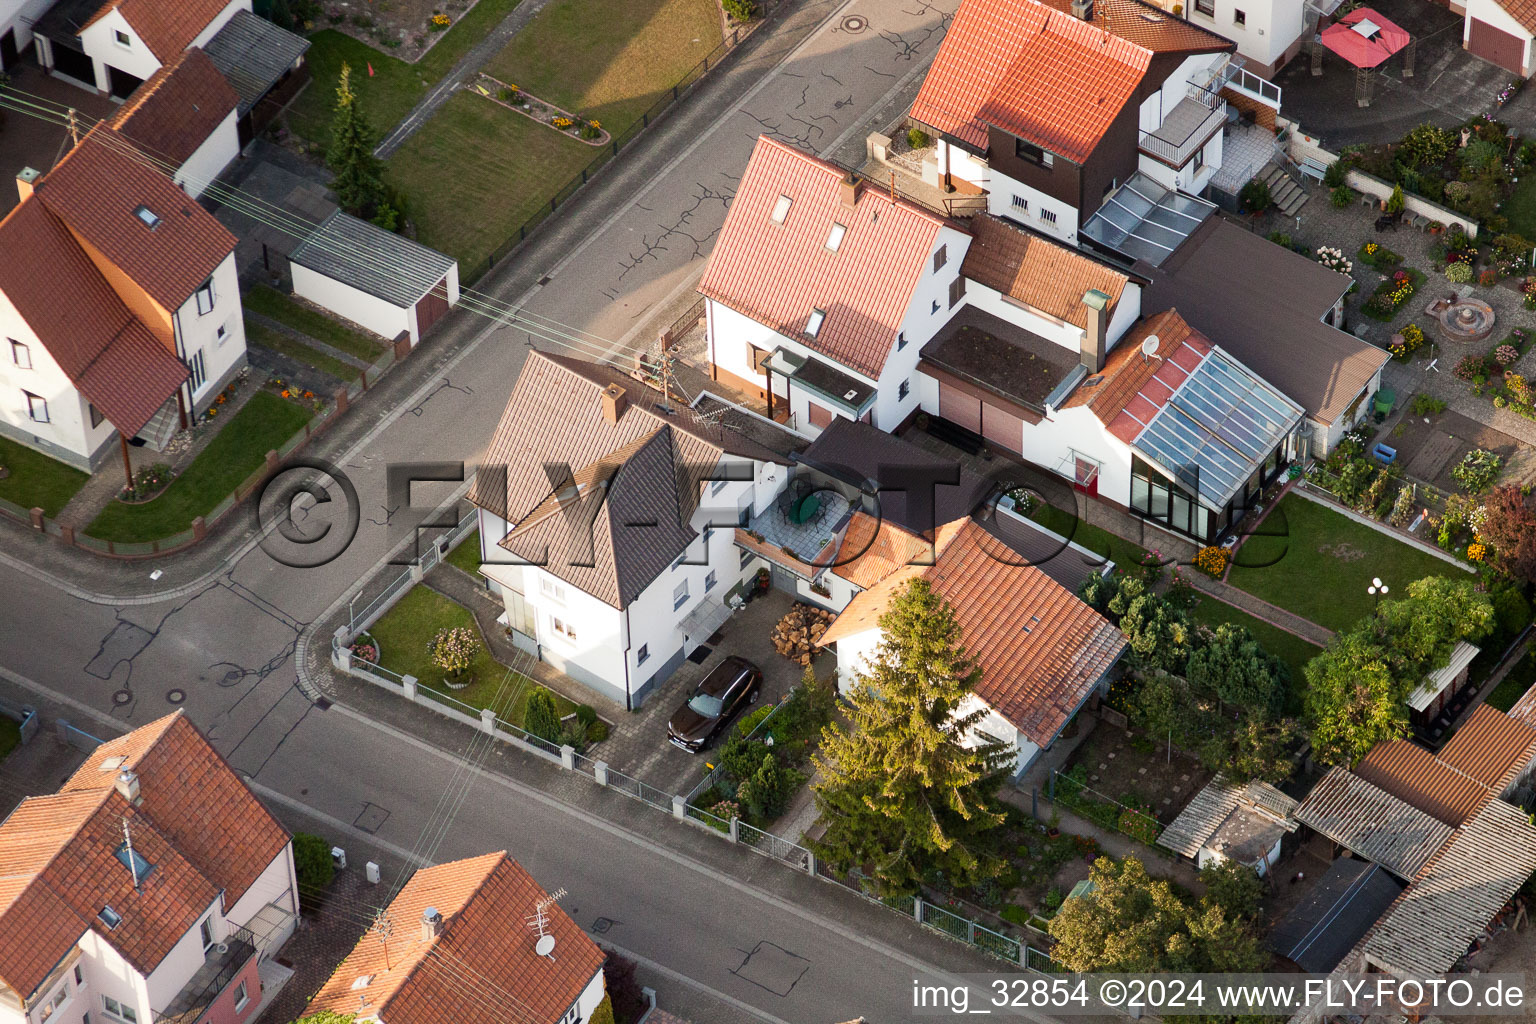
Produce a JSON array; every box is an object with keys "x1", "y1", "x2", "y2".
[{"x1": 1074, "y1": 455, "x2": 1099, "y2": 496}]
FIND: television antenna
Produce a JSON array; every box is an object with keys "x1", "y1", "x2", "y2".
[
  {"x1": 1141, "y1": 334, "x2": 1161, "y2": 361},
  {"x1": 526, "y1": 888, "x2": 568, "y2": 960}
]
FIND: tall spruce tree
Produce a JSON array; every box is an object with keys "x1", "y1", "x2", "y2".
[
  {"x1": 811, "y1": 578, "x2": 1011, "y2": 897},
  {"x1": 326, "y1": 63, "x2": 387, "y2": 221}
]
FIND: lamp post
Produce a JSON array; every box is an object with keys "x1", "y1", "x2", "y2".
[{"x1": 1369, "y1": 576, "x2": 1390, "y2": 607}]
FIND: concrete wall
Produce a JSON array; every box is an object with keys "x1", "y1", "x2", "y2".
[
  {"x1": 1284, "y1": 131, "x2": 1479, "y2": 238},
  {"x1": 291, "y1": 263, "x2": 408, "y2": 343}
]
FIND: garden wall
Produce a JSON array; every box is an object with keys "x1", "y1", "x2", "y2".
[{"x1": 1283, "y1": 128, "x2": 1478, "y2": 238}]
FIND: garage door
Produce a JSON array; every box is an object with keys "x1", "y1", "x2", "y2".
[
  {"x1": 414, "y1": 280, "x2": 450, "y2": 339},
  {"x1": 938, "y1": 381, "x2": 981, "y2": 433},
  {"x1": 980, "y1": 402, "x2": 1024, "y2": 454},
  {"x1": 1467, "y1": 18, "x2": 1526, "y2": 75}
]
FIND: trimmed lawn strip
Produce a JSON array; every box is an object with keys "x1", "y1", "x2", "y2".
[
  {"x1": 0, "y1": 717, "x2": 19, "y2": 763},
  {"x1": 1186, "y1": 595, "x2": 1321, "y2": 714},
  {"x1": 446, "y1": 528, "x2": 483, "y2": 575},
  {"x1": 0, "y1": 434, "x2": 88, "y2": 518},
  {"x1": 86, "y1": 393, "x2": 312, "y2": 543},
  {"x1": 283, "y1": 0, "x2": 526, "y2": 147},
  {"x1": 1485, "y1": 648, "x2": 1536, "y2": 713},
  {"x1": 244, "y1": 285, "x2": 387, "y2": 362},
  {"x1": 486, "y1": 0, "x2": 721, "y2": 132},
  {"x1": 1227, "y1": 493, "x2": 1465, "y2": 633},
  {"x1": 385, "y1": 93, "x2": 594, "y2": 269},
  {"x1": 245, "y1": 318, "x2": 360, "y2": 381},
  {"x1": 1028, "y1": 500, "x2": 1149, "y2": 574},
  {"x1": 368, "y1": 585, "x2": 577, "y2": 728},
  {"x1": 1504, "y1": 176, "x2": 1536, "y2": 240}
]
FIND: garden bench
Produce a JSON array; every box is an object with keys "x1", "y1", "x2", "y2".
[{"x1": 1299, "y1": 155, "x2": 1329, "y2": 183}]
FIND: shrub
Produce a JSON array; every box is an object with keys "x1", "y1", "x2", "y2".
[
  {"x1": 1000, "y1": 904, "x2": 1032, "y2": 926},
  {"x1": 1268, "y1": 231, "x2": 1292, "y2": 247},
  {"x1": 1496, "y1": 345, "x2": 1520, "y2": 366},
  {"x1": 1444, "y1": 180, "x2": 1473, "y2": 204},
  {"x1": 601, "y1": 949, "x2": 648, "y2": 1024},
  {"x1": 1239, "y1": 179, "x2": 1271, "y2": 213},
  {"x1": 1409, "y1": 393, "x2": 1446, "y2": 416},
  {"x1": 1315, "y1": 246, "x2": 1353, "y2": 274},
  {"x1": 588, "y1": 720, "x2": 609, "y2": 742},
  {"x1": 1385, "y1": 184, "x2": 1406, "y2": 215},
  {"x1": 579, "y1": 118, "x2": 602, "y2": 140},
  {"x1": 1389, "y1": 483, "x2": 1417, "y2": 527},
  {"x1": 524, "y1": 687, "x2": 562, "y2": 742},
  {"x1": 736, "y1": 751, "x2": 795, "y2": 819},
  {"x1": 1117, "y1": 807, "x2": 1161, "y2": 844},
  {"x1": 1194, "y1": 545, "x2": 1228, "y2": 578},
  {"x1": 1389, "y1": 323, "x2": 1426, "y2": 360},
  {"x1": 293, "y1": 832, "x2": 335, "y2": 910},
  {"x1": 1323, "y1": 160, "x2": 1348, "y2": 187},
  {"x1": 1446, "y1": 261, "x2": 1473, "y2": 284},
  {"x1": 723, "y1": 0, "x2": 757, "y2": 19},
  {"x1": 576, "y1": 704, "x2": 598, "y2": 727},
  {"x1": 1399, "y1": 122, "x2": 1455, "y2": 167},
  {"x1": 1330, "y1": 185, "x2": 1355, "y2": 208},
  {"x1": 588, "y1": 995, "x2": 616, "y2": 1024},
  {"x1": 906, "y1": 126, "x2": 931, "y2": 149},
  {"x1": 1479, "y1": 268, "x2": 1499, "y2": 287},
  {"x1": 425, "y1": 626, "x2": 480, "y2": 684},
  {"x1": 1452, "y1": 448, "x2": 1503, "y2": 493}
]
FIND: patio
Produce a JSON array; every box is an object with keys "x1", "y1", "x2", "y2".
[{"x1": 742, "y1": 485, "x2": 852, "y2": 568}]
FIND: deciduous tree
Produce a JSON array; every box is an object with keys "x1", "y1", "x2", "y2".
[
  {"x1": 812, "y1": 579, "x2": 1011, "y2": 897},
  {"x1": 1482, "y1": 485, "x2": 1536, "y2": 585}
]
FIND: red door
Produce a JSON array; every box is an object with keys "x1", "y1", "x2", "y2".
[
  {"x1": 1074, "y1": 455, "x2": 1100, "y2": 496},
  {"x1": 414, "y1": 280, "x2": 451, "y2": 339},
  {"x1": 1467, "y1": 19, "x2": 1526, "y2": 75}
]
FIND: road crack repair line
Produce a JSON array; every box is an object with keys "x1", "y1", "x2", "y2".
[
  {"x1": 616, "y1": 182, "x2": 734, "y2": 282},
  {"x1": 409, "y1": 377, "x2": 474, "y2": 417}
]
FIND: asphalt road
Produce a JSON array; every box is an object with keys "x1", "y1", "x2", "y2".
[{"x1": 0, "y1": 0, "x2": 1064, "y2": 1020}]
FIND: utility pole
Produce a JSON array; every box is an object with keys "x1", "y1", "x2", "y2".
[
  {"x1": 372, "y1": 912, "x2": 393, "y2": 970},
  {"x1": 66, "y1": 108, "x2": 80, "y2": 147}
]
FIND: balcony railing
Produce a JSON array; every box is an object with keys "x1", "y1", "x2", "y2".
[
  {"x1": 1138, "y1": 100, "x2": 1227, "y2": 167},
  {"x1": 153, "y1": 926, "x2": 257, "y2": 1024}
]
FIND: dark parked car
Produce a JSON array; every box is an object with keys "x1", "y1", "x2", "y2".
[{"x1": 667, "y1": 656, "x2": 762, "y2": 753}]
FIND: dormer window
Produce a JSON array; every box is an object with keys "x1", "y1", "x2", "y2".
[
  {"x1": 825, "y1": 222, "x2": 846, "y2": 251},
  {"x1": 133, "y1": 205, "x2": 160, "y2": 230},
  {"x1": 805, "y1": 308, "x2": 826, "y2": 337},
  {"x1": 770, "y1": 194, "x2": 793, "y2": 224}
]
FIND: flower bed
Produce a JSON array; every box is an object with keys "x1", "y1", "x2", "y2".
[
  {"x1": 1453, "y1": 330, "x2": 1535, "y2": 417},
  {"x1": 1361, "y1": 268, "x2": 1423, "y2": 321},
  {"x1": 1389, "y1": 323, "x2": 1427, "y2": 361},
  {"x1": 118, "y1": 463, "x2": 175, "y2": 504},
  {"x1": 470, "y1": 73, "x2": 611, "y2": 145},
  {"x1": 1357, "y1": 241, "x2": 1401, "y2": 271}
]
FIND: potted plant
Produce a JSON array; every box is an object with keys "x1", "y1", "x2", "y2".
[
  {"x1": 426, "y1": 626, "x2": 481, "y2": 689},
  {"x1": 755, "y1": 567, "x2": 770, "y2": 592}
]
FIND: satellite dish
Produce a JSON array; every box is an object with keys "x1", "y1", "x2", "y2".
[
  {"x1": 535, "y1": 934, "x2": 557, "y2": 958},
  {"x1": 1141, "y1": 334, "x2": 1160, "y2": 358}
]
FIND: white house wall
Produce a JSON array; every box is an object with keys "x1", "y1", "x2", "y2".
[
  {"x1": 75, "y1": 930, "x2": 154, "y2": 1024},
  {"x1": 963, "y1": 280, "x2": 1084, "y2": 355},
  {"x1": 175, "y1": 112, "x2": 241, "y2": 200},
  {"x1": 1016, "y1": 404, "x2": 1133, "y2": 503},
  {"x1": 177, "y1": 252, "x2": 246, "y2": 413},
  {"x1": 986, "y1": 175, "x2": 1081, "y2": 245},
  {"x1": 187, "y1": 0, "x2": 252, "y2": 49},
  {"x1": 0, "y1": 0, "x2": 53, "y2": 57},
  {"x1": 934, "y1": 140, "x2": 991, "y2": 191},
  {"x1": 224, "y1": 843, "x2": 299, "y2": 955},
  {"x1": 1187, "y1": 0, "x2": 1301, "y2": 72},
  {"x1": 78, "y1": 10, "x2": 162, "y2": 91},
  {"x1": 291, "y1": 263, "x2": 405, "y2": 345},
  {"x1": 0, "y1": 288, "x2": 118, "y2": 467},
  {"x1": 144, "y1": 898, "x2": 224, "y2": 1011}
]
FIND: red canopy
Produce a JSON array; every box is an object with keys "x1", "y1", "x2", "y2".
[{"x1": 1320, "y1": 8, "x2": 1411, "y2": 68}]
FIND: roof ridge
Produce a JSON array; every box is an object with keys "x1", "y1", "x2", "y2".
[{"x1": 749, "y1": 136, "x2": 954, "y2": 231}]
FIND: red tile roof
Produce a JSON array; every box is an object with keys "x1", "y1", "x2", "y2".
[
  {"x1": 832, "y1": 512, "x2": 935, "y2": 589},
  {"x1": 961, "y1": 215, "x2": 1130, "y2": 329},
  {"x1": 698, "y1": 136, "x2": 950, "y2": 379},
  {"x1": 909, "y1": 0, "x2": 1151, "y2": 160},
  {"x1": 823, "y1": 518, "x2": 1126, "y2": 745},
  {"x1": 1060, "y1": 309, "x2": 1209, "y2": 443},
  {"x1": 109, "y1": 48, "x2": 239, "y2": 167},
  {"x1": 1036, "y1": 0, "x2": 1234, "y2": 53},
  {"x1": 0, "y1": 198, "x2": 188, "y2": 437},
  {"x1": 79, "y1": 0, "x2": 236, "y2": 63},
  {"x1": 306, "y1": 852, "x2": 605, "y2": 1024},
  {"x1": 36, "y1": 127, "x2": 236, "y2": 312}
]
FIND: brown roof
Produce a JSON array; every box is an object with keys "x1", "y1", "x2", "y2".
[
  {"x1": 471, "y1": 351, "x2": 790, "y2": 608},
  {"x1": 78, "y1": 0, "x2": 236, "y2": 62},
  {"x1": 36, "y1": 127, "x2": 236, "y2": 312},
  {"x1": 1355, "y1": 739, "x2": 1493, "y2": 827},
  {"x1": 832, "y1": 513, "x2": 935, "y2": 589},
  {"x1": 306, "y1": 852, "x2": 605, "y2": 1024},
  {"x1": 109, "y1": 49, "x2": 239, "y2": 167},
  {"x1": 823, "y1": 517, "x2": 1126, "y2": 745},
  {"x1": 698, "y1": 136, "x2": 950, "y2": 379},
  {"x1": 1037, "y1": 0, "x2": 1234, "y2": 52},
  {"x1": 0, "y1": 785, "x2": 223, "y2": 1000},
  {"x1": 1292, "y1": 766, "x2": 1454, "y2": 880},
  {"x1": 0, "y1": 198, "x2": 189, "y2": 437},
  {"x1": 1436, "y1": 704, "x2": 1536, "y2": 791},
  {"x1": 63, "y1": 712, "x2": 291, "y2": 911},
  {"x1": 910, "y1": 0, "x2": 1151, "y2": 159},
  {"x1": 961, "y1": 216, "x2": 1129, "y2": 329},
  {"x1": 1143, "y1": 218, "x2": 1387, "y2": 426},
  {"x1": 1060, "y1": 309, "x2": 1209, "y2": 443}
]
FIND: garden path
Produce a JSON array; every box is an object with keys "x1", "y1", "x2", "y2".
[
  {"x1": 997, "y1": 787, "x2": 1205, "y2": 891},
  {"x1": 1184, "y1": 575, "x2": 1335, "y2": 647}
]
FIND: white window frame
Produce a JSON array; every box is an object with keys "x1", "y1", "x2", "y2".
[
  {"x1": 102, "y1": 996, "x2": 137, "y2": 1024},
  {"x1": 805, "y1": 308, "x2": 825, "y2": 338},
  {"x1": 539, "y1": 577, "x2": 566, "y2": 602},
  {"x1": 199, "y1": 916, "x2": 215, "y2": 951},
  {"x1": 673, "y1": 579, "x2": 690, "y2": 611},
  {"x1": 232, "y1": 981, "x2": 249, "y2": 1012},
  {"x1": 10, "y1": 339, "x2": 29, "y2": 368},
  {"x1": 195, "y1": 279, "x2": 215, "y2": 316},
  {"x1": 215, "y1": 322, "x2": 230, "y2": 346},
  {"x1": 551, "y1": 616, "x2": 577, "y2": 642},
  {"x1": 705, "y1": 570, "x2": 717, "y2": 592},
  {"x1": 770, "y1": 195, "x2": 793, "y2": 224},
  {"x1": 38, "y1": 985, "x2": 68, "y2": 1022},
  {"x1": 24, "y1": 391, "x2": 48, "y2": 423}
]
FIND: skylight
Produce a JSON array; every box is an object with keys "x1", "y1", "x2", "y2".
[
  {"x1": 770, "y1": 195, "x2": 793, "y2": 224},
  {"x1": 98, "y1": 906, "x2": 122, "y2": 929},
  {"x1": 826, "y1": 222, "x2": 847, "y2": 251},
  {"x1": 115, "y1": 843, "x2": 154, "y2": 883},
  {"x1": 133, "y1": 205, "x2": 161, "y2": 229},
  {"x1": 805, "y1": 308, "x2": 826, "y2": 337}
]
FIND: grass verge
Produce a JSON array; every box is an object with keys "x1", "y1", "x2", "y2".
[
  {"x1": 0, "y1": 717, "x2": 20, "y2": 762},
  {"x1": 1186, "y1": 595, "x2": 1321, "y2": 714},
  {"x1": 244, "y1": 286, "x2": 387, "y2": 362},
  {"x1": 283, "y1": 0, "x2": 527, "y2": 147},
  {"x1": 86, "y1": 392, "x2": 312, "y2": 543},
  {"x1": 368, "y1": 585, "x2": 577, "y2": 727},
  {"x1": 446, "y1": 528, "x2": 483, "y2": 575},
  {"x1": 1503, "y1": 176, "x2": 1536, "y2": 240},
  {"x1": 1226, "y1": 493, "x2": 1466, "y2": 633},
  {"x1": 0, "y1": 435, "x2": 89, "y2": 518},
  {"x1": 245, "y1": 318, "x2": 361, "y2": 382}
]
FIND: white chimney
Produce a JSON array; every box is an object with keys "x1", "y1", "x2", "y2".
[
  {"x1": 1080, "y1": 289, "x2": 1111, "y2": 373},
  {"x1": 15, "y1": 167, "x2": 40, "y2": 204},
  {"x1": 115, "y1": 770, "x2": 140, "y2": 803},
  {"x1": 421, "y1": 907, "x2": 444, "y2": 941}
]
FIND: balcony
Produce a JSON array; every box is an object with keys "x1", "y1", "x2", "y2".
[
  {"x1": 154, "y1": 926, "x2": 257, "y2": 1024},
  {"x1": 1138, "y1": 98, "x2": 1227, "y2": 167}
]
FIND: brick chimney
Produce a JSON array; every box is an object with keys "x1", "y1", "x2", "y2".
[
  {"x1": 601, "y1": 384, "x2": 628, "y2": 425},
  {"x1": 1071, "y1": 0, "x2": 1092, "y2": 17},
  {"x1": 421, "y1": 907, "x2": 444, "y2": 941},
  {"x1": 16, "y1": 167, "x2": 40, "y2": 204},
  {"x1": 839, "y1": 172, "x2": 860, "y2": 208},
  {"x1": 1080, "y1": 289, "x2": 1110, "y2": 373}
]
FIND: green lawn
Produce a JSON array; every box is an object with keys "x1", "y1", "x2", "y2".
[
  {"x1": 245, "y1": 318, "x2": 360, "y2": 382},
  {"x1": 1226, "y1": 493, "x2": 1468, "y2": 633},
  {"x1": 1485, "y1": 648, "x2": 1536, "y2": 712},
  {"x1": 1028, "y1": 500, "x2": 1149, "y2": 574},
  {"x1": 1503, "y1": 176, "x2": 1536, "y2": 239},
  {"x1": 0, "y1": 717, "x2": 20, "y2": 763},
  {"x1": 244, "y1": 286, "x2": 386, "y2": 362},
  {"x1": 366, "y1": 585, "x2": 576, "y2": 726},
  {"x1": 86, "y1": 392, "x2": 312, "y2": 543},
  {"x1": 282, "y1": 0, "x2": 528, "y2": 147},
  {"x1": 446, "y1": 528, "x2": 483, "y2": 575},
  {"x1": 485, "y1": 0, "x2": 722, "y2": 131},
  {"x1": 1186, "y1": 595, "x2": 1322, "y2": 714},
  {"x1": 0, "y1": 435, "x2": 88, "y2": 518}
]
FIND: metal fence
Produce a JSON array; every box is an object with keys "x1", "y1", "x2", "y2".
[
  {"x1": 464, "y1": 4, "x2": 779, "y2": 285},
  {"x1": 57, "y1": 720, "x2": 106, "y2": 752},
  {"x1": 604, "y1": 764, "x2": 677, "y2": 814},
  {"x1": 343, "y1": 509, "x2": 477, "y2": 638},
  {"x1": 737, "y1": 819, "x2": 813, "y2": 870},
  {"x1": 1051, "y1": 768, "x2": 1163, "y2": 846}
]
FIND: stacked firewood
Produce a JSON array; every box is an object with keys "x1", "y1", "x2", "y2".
[{"x1": 771, "y1": 603, "x2": 833, "y2": 665}]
